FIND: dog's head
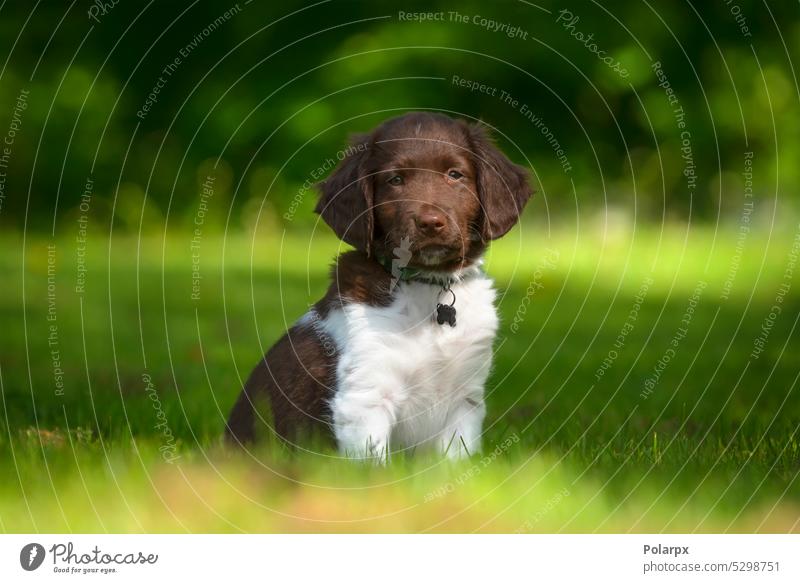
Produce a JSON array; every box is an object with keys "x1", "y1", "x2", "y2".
[{"x1": 316, "y1": 112, "x2": 532, "y2": 271}]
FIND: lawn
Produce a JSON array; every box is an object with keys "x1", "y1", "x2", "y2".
[{"x1": 1, "y1": 221, "x2": 798, "y2": 533}]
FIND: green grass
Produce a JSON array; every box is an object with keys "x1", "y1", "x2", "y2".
[{"x1": 1, "y1": 221, "x2": 799, "y2": 532}]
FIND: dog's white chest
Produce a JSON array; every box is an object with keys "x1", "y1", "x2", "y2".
[{"x1": 320, "y1": 275, "x2": 498, "y2": 455}]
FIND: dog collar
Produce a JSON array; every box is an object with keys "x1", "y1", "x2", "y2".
[
  {"x1": 375, "y1": 254, "x2": 481, "y2": 287},
  {"x1": 375, "y1": 254, "x2": 483, "y2": 327}
]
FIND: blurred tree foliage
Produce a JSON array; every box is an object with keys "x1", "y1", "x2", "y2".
[{"x1": 0, "y1": 0, "x2": 797, "y2": 232}]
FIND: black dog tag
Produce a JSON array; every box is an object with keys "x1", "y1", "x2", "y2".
[{"x1": 436, "y1": 303, "x2": 456, "y2": 327}]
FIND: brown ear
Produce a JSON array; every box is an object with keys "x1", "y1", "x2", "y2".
[
  {"x1": 315, "y1": 134, "x2": 374, "y2": 255},
  {"x1": 467, "y1": 123, "x2": 533, "y2": 241}
]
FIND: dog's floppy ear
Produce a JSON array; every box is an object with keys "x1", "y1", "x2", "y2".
[
  {"x1": 467, "y1": 123, "x2": 533, "y2": 241},
  {"x1": 315, "y1": 133, "x2": 374, "y2": 255}
]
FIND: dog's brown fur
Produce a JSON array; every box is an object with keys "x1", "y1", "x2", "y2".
[{"x1": 225, "y1": 112, "x2": 532, "y2": 446}]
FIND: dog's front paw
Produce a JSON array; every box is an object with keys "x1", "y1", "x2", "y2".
[
  {"x1": 332, "y1": 390, "x2": 395, "y2": 463},
  {"x1": 338, "y1": 435, "x2": 391, "y2": 464}
]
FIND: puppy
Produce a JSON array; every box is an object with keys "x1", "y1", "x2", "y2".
[{"x1": 225, "y1": 112, "x2": 532, "y2": 459}]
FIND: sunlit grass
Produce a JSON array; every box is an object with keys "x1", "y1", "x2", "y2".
[{"x1": 1, "y1": 221, "x2": 798, "y2": 532}]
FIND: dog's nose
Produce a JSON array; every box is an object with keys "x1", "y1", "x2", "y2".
[{"x1": 414, "y1": 212, "x2": 446, "y2": 236}]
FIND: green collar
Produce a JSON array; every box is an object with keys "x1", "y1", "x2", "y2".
[{"x1": 375, "y1": 254, "x2": 481, "y2": 287}]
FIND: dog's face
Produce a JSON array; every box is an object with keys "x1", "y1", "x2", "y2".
[
  {"x1": 316, "y1": 112, "x2": 532, "y2": 271},
  {"x1": 369, "y1": 115, "x2": 482, "y2": 269}
]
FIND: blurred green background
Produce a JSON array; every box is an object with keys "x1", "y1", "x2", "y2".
[
  {"x1": 0, "y1": 1, "x2": 799, "y2": 532},
  {"x1": 0, "y1": 0, "x2": 798, "y2": 229}
]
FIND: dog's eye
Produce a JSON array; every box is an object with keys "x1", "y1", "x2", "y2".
[
  {"x1": 448, "y1": 170, "x2": 464, "y2": 180},
  {"x1": 387, "y1": 175, "x2": 403, "y2": 186}
]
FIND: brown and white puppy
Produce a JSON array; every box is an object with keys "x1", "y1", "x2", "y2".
[{"x1": 225, "y1": 112, "x2": 532, "y2": 459}]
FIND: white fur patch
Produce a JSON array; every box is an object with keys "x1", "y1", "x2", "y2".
[{"x1": 319, "y1": 266, "x2": 498, "y2": 460}]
